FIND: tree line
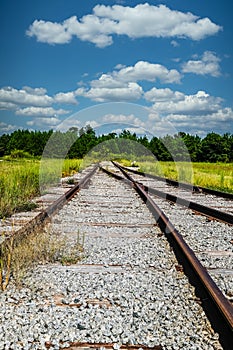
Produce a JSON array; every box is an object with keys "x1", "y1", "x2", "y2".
[{"x1": 0, "y1": 127, "x2": 233, "y2": 162}]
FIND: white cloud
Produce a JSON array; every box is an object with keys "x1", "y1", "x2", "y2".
[
  {"x1": 114, "y1": 63, "x2": 126, "y2": 70},
  {"x1": 22, "y1": 86, "x2": 48, "y2": 96},
  {"x1": 145, "y1": 108, "x2": 233, "y2": 137},
  {"x1": 27, "y1": 117, "x2": 60, "y2": 127},
  {"x1": 172, "y1": 58, "x2": 181, "y2": 63},
  {"x1": 101, "y1": 113, "x2": 145, "y2": 128},
  {"x1": 76, "y1": 60, "x2": 181, "y2": 102},
  {"x1": 150, "y1": 90, "x2": 222, "y2": 115},
  {"x1": 0, "y1": 86, "x2": 79, "y2": 117},
  {"x1": 182, "y1": 51, "x2": 221, "y2": 77},
  {"x1": 171, "y1": 40, "x2": 179, "y2": 47},
  {"x1": 54, "y1": 91, "x2": 78, "y2": 104},
  {"x1": 78, "y1": 82, "x2": 143, "y2": 102},
  {"x1": 110, "y1": 126, "x2": 147, "y2": 136},
  {"x1": 114, "y1": 61, "x2": 181, "y2": 84},
  {"x1": 148, "y1": 112, "x2": 160, "y2": 122},
  {"x1": 84, "y1": 120, "x2": 100, "y2": 129},
  {"x1": 144, "y1": 87, "x2": 184, "y2": 102},
  {"x1": 163, "y1": 108, "x2": 233, "y2": 131},
  {"x1": 26, "y1": 19, "x2": 72, "y2": 44},
  {"x1": 0, "y1": 86, "x2": 53, "y2": 107},
  {"x1": 0, "y1": 101, "x2": 18, "y2": 110},
  {"x1": 145, "y1": 93, "x2": 233, "y2": 135},
  {"x1": 15, "y1": 107, "x2": 69, "y2": 117},
  {"x1": 26, "y1": 4, "x2": 222, "y2": 47},
  {"x1": 0, "y1": 122, "x2": 19, "y2": 134},
  {"x1": 91, "y1": 74, "x2": 126, "y2": 89},
  {"x1": 91, "y1": 61, "x2": 181, "y2": 87},
  {"x1": 102, "y1": 113, "x2": 136, "y2": 123}
]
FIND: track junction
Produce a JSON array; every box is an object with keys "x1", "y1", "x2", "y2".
[{"x1": 0, "y1": 161, "x2": 232, "y2": 349}]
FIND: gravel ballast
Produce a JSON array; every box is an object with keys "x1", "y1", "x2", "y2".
[{"x1": 0, "y1": 163, "x2": 224, "y2": 349}]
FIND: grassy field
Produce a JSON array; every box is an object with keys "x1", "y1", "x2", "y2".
[
  {"x1": 131, "y1": 160, "x2": 233, "y2": 193},
  {"x1": 1, "y1": 157, "x2": 232, "y2": 219},
  {"x1": 0, "y1": 158, "x2": 82, "y2": 218}
]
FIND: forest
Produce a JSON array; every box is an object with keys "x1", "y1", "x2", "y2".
[{"x1": 0, "y1": 127, "x2": 233, "y2": 163}]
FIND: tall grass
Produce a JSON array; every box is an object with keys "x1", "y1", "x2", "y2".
[
  {"x1": 62, "y1": 159, "x2": 82, "y2": 177},
  {"x1": 0, "y1": 159, "x2": 40, "y2": 218},
  {"x1": 39, "y1": 158, "x2": 82, "y2": 192},
  {"x1": 0, "y1": 158, "x2": 82, "y2": 218},
  {"x1": 0, "y1": 226, "x2": 84, "y2": 289},
  {"x1": 137, "y1": 161, "x2": 233, "y2": 193}
]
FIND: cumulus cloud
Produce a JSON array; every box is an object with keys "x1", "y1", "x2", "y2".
[
  {"x1": 15, "y1": 107, "x2": 69, "y2": 117},
  {"x1": 77, "y1": 82, "x2": 143, "y2": 102},
  {"x1": 145, "y1": 89, "x2": 232, "y2": 135},
  {"x1": 166, "y1": 108, "x2": 233, "y2": 124},
  {"x1": 26, "y1": 4, "x2": 222, "y2": 47},
  {"x1": 0, "y1": 122, "x2": 19, "y2": 134},
  {"x1": 144, "y1": 87, "x2": 184, "y2": 102},
  {"x1": 112, "y1": 61, "x2": 181, "y2": 84},
  {"x1": 0, "y1": 86, "x2": 78, "y2": 118},
  {"x1": 0, "y1": 86, "x2": 53, "y2": 107},
  {"x1": 22, "y1": 86, "x2": 48, "y2": 96},
  {"x1": 27, "y1": 117, "x2": 61, "y2": 127},
  {"x1": 182, "y1": 51, "x2": 221, "y2": 77},
  {"x1": 162, "y1": 108, "x2": 233, "y2": 132},
  {"x1": 75, "y1": 60, "x2": 181, "y2": 102},
  {"x1": 54, "y1": 91, "x2": 78, "y2": 104},
  {"x1": 102, "y1": 113, "x2": 136, "y2": 123},
  {"x1": 26, "y1": 19, "x2": 72, "y2": 44},
  {"x1": 150, "y1": 90, "x2": 222, "y2": 115},
  {"x1": 0, "y1": 101, "x2": 18, "y2": 110},
  {"x1": 101, "y1": 113, "x2": 145, "y2": 128},
  {"x1": 145, "y1": 107, "x2": 233, "y2": 136}
]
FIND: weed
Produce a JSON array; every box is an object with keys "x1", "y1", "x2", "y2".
[
  {"x1": 60, "y1": 230, "x2": 85, "y2": 265},
  {"x1": 0, "y1": 227, "x2": 85, "y2": 289},
  {"x1": 66, "y1": 178, "x2": 75, "y2": 185},
  {"x1": 0, "y1": 235, "x2": 14, "y2": 291}
]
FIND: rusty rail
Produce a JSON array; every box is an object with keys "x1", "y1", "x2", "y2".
[
  {"x1": 45, "y1": 163, "x2": 99, "y2": 216},
  {"x1": 108, "y1": 161, "x2": 233, "y2": 347},
  {"x1": 113, "y1": 163, "x2": 233, "y2": 225},
  {"x1": 119, "y1": 163, "x2": 233, "y2": 199},
  {"x1": 1, "y1": 164, "x2": 99, "y2": 244}
]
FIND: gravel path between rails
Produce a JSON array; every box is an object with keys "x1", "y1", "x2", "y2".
[
  {"x1": 128, "y1": 170, "x2": 233, "y2": 215},
  {"x1": 0, "y1": 164, "x2": 224, "y2": 350},
  {"x1": 116, "y1": 166, "x2": 233, "y2": 303}
]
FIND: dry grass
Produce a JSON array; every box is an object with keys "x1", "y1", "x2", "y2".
[{"x1": 0, "y1": 226, "x2": 84, "y2": 289}]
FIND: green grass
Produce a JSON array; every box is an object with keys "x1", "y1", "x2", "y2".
[
  {"x1": 136, "y1": 161, "x2": 233, "y2": 193},
  {"x1": 0, "y1": 158, "x2": 82, "y2": 218},
  {"x1": 62, "y1": 158, "x2": 82, "y2": 177},
  {"x1": 0, "y1": 159, "x2": 40, "y2": 218},
  {"x1": 1, "y1": 157, "x2": 232, "y2": 219}
]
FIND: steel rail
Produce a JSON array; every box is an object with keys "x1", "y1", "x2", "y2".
[
  {"x1": 145, "y1": 186, "x2": 233, "y2": 225},
  {"x1": 119, "y1": 163, "x2": 233, "y2": 199},
  {"x1": 109, "y1": 161, "x2": 233, "y2": 343},
  {"x1": 113, "y1": 163, "x2": 233, "y2": 225},
  {"x1": 0, "y1": 164, "x2": 99, "y2": 244},
  {"x1": 45, "y1": 341, "x2": 163, "y2": 350},
  {"x1": 45, "y1": 163, "x2": 99, "y2": 217}
]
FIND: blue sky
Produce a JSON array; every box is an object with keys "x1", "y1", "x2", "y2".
[{"x1": 0, "y1": 0, "x2": 232, "y2": 137}]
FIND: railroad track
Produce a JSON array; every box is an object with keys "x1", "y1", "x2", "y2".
[
  {"x1": 119, "y1": 164, "x2": 233, "y2": 200},
  {"x1": 0, "y1": 161, "x2": 232, "y2": 349},
  {"x1": 117, "y1": 163, "x2": 233, "y2": 221}
]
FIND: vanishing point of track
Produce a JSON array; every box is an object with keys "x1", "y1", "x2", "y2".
[{"x1": 0, "y1": 161, "x2": 232, "y2": 350}]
